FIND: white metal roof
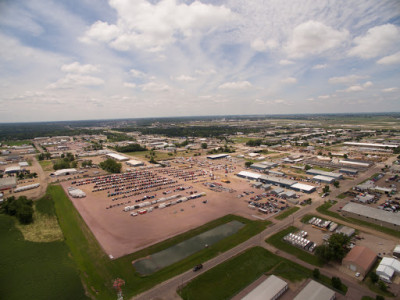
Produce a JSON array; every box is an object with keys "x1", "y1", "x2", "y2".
[
  {"x1": 126, "y1": 160, "x2": 144, "y2": 166},
  {"x1": 242, "y1": 275, "x2": 287, "y2": 300},
  {"x1": 294, "y1": 280, "x2": 335, "y2": 300},
  {"x1": 5, "y1": 166, "x2": 21, "y2": 173},
  {"x1": 290, "y1": 183, "x2": 316, "y2": 192},
  {"x1": 313, "y1": 175, "x2": 335, "y2": 182},
  {"x1": 106, "y1": 153, "x2": 129, "y2": 161},
  {"x1": 342, "y1": 202, "x2": 400, "y2": 226},
  {"x1": 53, "y1": 168, "x2": 77, "y2": 176},
  {"x1": 344, "y1": 142, "x2": 398, "y2": 148},
  {"x1": 380, "y1": 257, "x2": 400, "y2": 273},
  {"x1": 237, "y1": 171, "x2": 262, "y2": 180}
]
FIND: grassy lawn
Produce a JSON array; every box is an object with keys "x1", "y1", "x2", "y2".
[
  {"x1": 275, "y1": 206, "x2": 300, "y2": 220},
  {"x1": 49, "y1": 185, "x2": 271, "y2": 299},
  {"x1": 317, "y1": 202, "x2": 400, "y2": 238},
  {"x1": 2, "y1": 140, "x2": 32, "y2": 146},
  {"x1": 179, "y1": 247, "x2": 347, "y2": 300},
  {"x1": 300, "y1": 214, "x2": 315, "y2": 223},
  {"x1": 312, "y1": 165, "x2": 333, "y2": 172},
  {"x1": 0, "y1": 205, "x2": 87, "y2": 299},
  {"x1": 38, "y1": 159, "x2": 53, "y2": 171},
  {"x1": 266, "y1": 226, "x2": 323, "y2": 266},
  {"x1": 336, "y1": 193, "x2": 347, "y2": 199}
]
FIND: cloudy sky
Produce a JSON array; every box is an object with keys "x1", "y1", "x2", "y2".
[{"x1": 1, "y1": 0, "x2": 399, "y2": 122}]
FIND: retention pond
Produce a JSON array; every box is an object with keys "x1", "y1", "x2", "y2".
[{"x1": 133, "y1": 220, "x2": 245, "y2": 275}]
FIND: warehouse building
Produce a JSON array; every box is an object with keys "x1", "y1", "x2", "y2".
[
  {"x1": 376, "y1": 257, "x2": 400, "y2": 283},
  {"x1": 106, "y1": 153, "x2": 130, "y2": 161},
  {"x1": 313, "y1": 175, "x2": 335, "y2": 184},
  {"x1": 250, "y1": 161, "x2": 277, "y2": 171},
  {"x1": 306, "y1": 169, "x2": 343, "y2": 180},
  {"x1": 4, "y1": 166, "x2": 21, "y2": 174},
  {"x1": 242, "y1": 275, "x2": 288, "y2": 300},
  {"x1": 342, "y1": 246, "x2": 377, "y2": 276},
  {"x1": 126, "y1": 160, "x2": 144, "y2": 167},
  {"x1": 259, "y1": 175, "x2": 297, "y2": 188},
  {"x1": 51, "y1": 168, "x2": 78, "y2": 177},
  {"x1": 207, "y1": 154, "x2": 230, "y2": 160},
  {"x1": 341, "y1": 202, "x2": 400, "y2": 230},
  {"x1": 0, "y1": 177, "x2": 17, "y2": 191},
  {"x1": 343, "y1": 142, "x2": 398, "y2": 149},
  {"x1": 339, "y1": 168, "x2": 358, "y2": 175},
  {"x1": 290, "y1": 183, "x2": 316, "y2": 193},
  {"x1": 339, "y1": 160, "x2": 370, "y2": 168},
  {"x1": 236, "y1": 171, "x2": 262, "y2": 181},
  {"x1": 393, "y1": 245, "x2": 400, "y2": 258},
  {"x1": 294, "y1": 280, "x2": 335, "y2": 300}
]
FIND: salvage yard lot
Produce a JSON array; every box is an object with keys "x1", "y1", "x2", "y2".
[{"x1": 51, "y1": 185, "x2": 271, "y2": 299}]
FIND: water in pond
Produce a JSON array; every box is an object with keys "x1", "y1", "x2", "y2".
[{"x1": 133, "y1": 220, "x2": 245, "y2": 275}]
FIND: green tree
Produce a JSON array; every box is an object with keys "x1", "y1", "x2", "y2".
[
  {"x1": 333, "y1": 181, "x2": 340, "y2": 188},
  {"x1": 313, "y1": 268, "x2": 320, "y2": 279},
  {"x1": 331, "y1": 277, "x2": 342, "y2": 290},
  {"x1": 99, "y1": 159, "x2": 122, "y2": 173},
  {"x1": 245, "y1": 161, "x2": 252, "y2": 168},
  {"x1": 201, "y1": 143, "x2": 208, "y2": 149},
  {"x1": 17, "y1": 205, "x2": 33, "y2": 224},
  {"x1": 369, "y1": 271, "x2": 379, "y2": 284},
  {"x1": 323, "y1": 185, "x2": 330, "y2": 194},
  {"x1": 378, "y1": 280, "x2": 387, "y2": 292},
  {"x1": 305, "y1": 164, "x2": 312, "y2": 170},
  {"x1": 343, "y1": 154, "x2": 348, "y2": 159},
  {"x1": 376, "y1": 295, "x2": 385, "y2": 300}
]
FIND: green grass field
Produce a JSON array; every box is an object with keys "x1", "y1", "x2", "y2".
[
  {"x1": 275, "y1": 206, "x2": 300, "y2": 220},
  {"x1": 0, "y1": 202, "x2": 87, "y2": 299},
  {"x1": 48, "y1": 185, "x2": 271, "y2": 299},
  {"x1": 179, "y1": 246, "x2": 347, "y2": 300},
  {"x1": 266, "y1": 226, "x2": 323, "y2": 266},
  {"x1": 38, "y1": 160, "x2": 53, "y2": 171}
]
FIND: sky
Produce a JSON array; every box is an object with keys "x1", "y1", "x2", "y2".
[{"x1": 0, "y1": 0, "x2": 399, "y2": 122}]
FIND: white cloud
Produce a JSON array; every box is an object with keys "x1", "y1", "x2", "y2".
[
  {"x1": 251, "y1": 38, "x2": 278, "y2": 52},
  {"x1": 285, "y1": 21, "x2": 348, "y2": 58},
  {"x1": 312, "y1": 64, "x2": 327, "y2": 70},
  {"x1": 382, "y1": 87, "x2": 398, "y2": 92},
  {"x1": 195, "y1": 69, "x2": 216, "y2": 76},
  {"x1": 281, "y1": 77, "x2": 297, "y2": 84},
  {"x1": 48, "y1": 74, "x2": 104, "y2": 89},
  {"x1": 218, "y1": 81, "x2": 253, "y2": 90},
  {"x1": 279, "y1": 59, "x2": 294, "y2": 65},
  {"x1": 377, "y1": 51, "x2": 400, "y2": 65},
  {"x1": 130, "y1": 69, "x2": 146, "y2": 78},
  {"x1": 349, "y1": 24, "x2": 400, "y2": 59},
  {"x1": 343, "y1": 85, "x2": 363, "y2": 92},
  {"x1": 318, "y1": 95, "x2": 330, "y2": 99},
  {"x1": 61, "y1": 62, "x2": 99, "y2": 74},
  {"x1": 329, "y1": 74, "x2": 367, "y2": 84},
  {"x1": 174, "y1": 75, "x2": 196, "y2": 82},
  {"x1": 363, "y1": 81, "x2": 373, "y2": 88},
  {"x1": 140, "y1": 82, "x2": 170, "y2": 92},
  {"x1": 123, "y1": 82, "x2": 136, "y2": 88},
  {"x1": 81, "y1": 0, "x2": 235, "y2": 52}
]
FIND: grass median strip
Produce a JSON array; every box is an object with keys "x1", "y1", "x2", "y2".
[
  {"x1": 178, "y1": 246, "x2": 347, "y2": 300},
  {"x1": 275, "y1": 206, "x2": 300, "y2": 220},
  {"x1": 49, "y1": 184, "x2": 271, "y2": 299},
  {"x1": 266, "y1": 226, "x2": 323, "y2": 266}
]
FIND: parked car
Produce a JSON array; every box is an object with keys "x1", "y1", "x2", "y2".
[{"x1": 193, "y1": 264, "x2": 203, "y2": 272}]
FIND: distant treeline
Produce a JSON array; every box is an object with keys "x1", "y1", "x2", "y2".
[
  {"x1": 115, "y1": 126, "x2": 262, "y2": 138},
  {"x1": 114, "y1": 144, "x2": 147, "y2": 153}
]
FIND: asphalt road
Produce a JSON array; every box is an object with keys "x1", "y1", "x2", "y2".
[{"x1": 132, "y1": 158, "x2": 392, "y2": 300}]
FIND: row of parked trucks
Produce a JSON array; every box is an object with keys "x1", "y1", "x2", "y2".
[
  {"x1": 123, "y1": 192, "x2": 206, "y2": 216},
  {"x1": 308, "y1": 217, "x2": 338, "y2": 232}
]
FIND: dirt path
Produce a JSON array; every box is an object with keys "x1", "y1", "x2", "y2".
[{"x1": 30, "y1": 156, "x2": 50, "y2": 199}]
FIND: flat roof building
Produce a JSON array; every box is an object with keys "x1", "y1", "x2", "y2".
[
  {"x1": 342, "y1": 246, "x2": 377, "y2": 276},
  {"x1": 341, "y1": 202, "x2": 400, "y2": 230},
  {"x1": 306, "y1": 169, "x2": 343, "y2": 180},
  {"x1": 237, "y1": 171, "x2": 262, "y2": 181},
  {"x1": 259, "y1": 175, "x2": 297, "y2": 188},
  {"x1": 51, "y1": 168, "x2": 78, "y2": 177},
  {"x1": 376, "y1": 257, "x2": 400, "y2": 283},
  {"x1": 207, "y1": 154, "x2": 230, "y2": 160},
  {"x1": 126, "y1": 160, "x2": 144, "y2": 167},
  {"x1": 106, "y1": 153, "x2": 129, "y2": 161},
  {"x1": 294, "y1": 280, "x2": 335, "y2": 300},
  {"x1": 290, "y1": 183, "x2": 316, "y2": 193},
  {"x1": 313, "y1": 175, "x2": 335, "y2": 184},
  {"x1": 242, "y1": 275, "x2": 288, "y2": 300},
  {"x1": 339, "y1": 168, "x2": 358, "y2": 175},
  {"x1": 344, "y1": 142, "x2": 398, "y2": 149},
  {"x1": 0, "y1": 177, "x2": 17, "y2": 191}
]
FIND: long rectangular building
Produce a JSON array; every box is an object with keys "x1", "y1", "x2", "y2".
[
  {"x1": 242, "y1": 275, "x2": 288, "y2": 300},
  {"x1": 341, "y1": 202, "x2": 400, "y2": 230},
  {"x1": 306, "y1": 169, "x2": 343, "y2": 180},
  {"x1": 344, "y1": 142, "x2": 398, "y2": 149},
  {"x1": 259, "y1": 175, "x2": 297, "y2": 188},
  {"x1": 106, "y1": 152, "x2": 129, "y2": 161}
]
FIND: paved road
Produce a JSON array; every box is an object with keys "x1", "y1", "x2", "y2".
[{"x1": 132, "y1": 158, "x2": 393, "y2": 300}]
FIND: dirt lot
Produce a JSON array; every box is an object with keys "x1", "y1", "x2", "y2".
[{"x1": 61, "y1": 156, "x2": 313, "y2": 258}]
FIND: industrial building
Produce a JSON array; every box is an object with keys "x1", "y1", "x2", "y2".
[
  {"x1": 343, "y1": 142, "x2": 398, "y2": 149},
  {"x1": 51, "y1": 168, "x2": 78, "y2": 177},
  {"x1": 242, "y1": 275, "x2": 288, "y2": 300},
  {"x1": 313, "y1": 175, "x2": 335, "y2": 184},
  {"x1": 4, "y1": 166, "x2": 21, "y2": 174},
  {"x1": 335, "y1": 226, "x2": 355, "y2": 237},
  {"x1": 342, "y1": 246, "x2": 377, "y2": 276},
  {"x1": 250, "y1": 162, "x2": 277, "y2": 171},
  {"x1": 339, "y1": 168, "x2": 358, "y2": 175},
  {"x1": 259, "y1": 175, "x2": 297, "y2": 188},
  {"x1": 206, "y1": 154, "x2": 230, "y2": 160},
  {"x1": 0, "y1": 177, "x2": 17, "y2": 191},
  {"x1": 294, "y1": 280, "x2": 335, "y2": 300},
  {"x1": 376, "y1": 257, "x2": 400, "y2": 283},
  {"x1": 341, "y1": 202, "x2": 400, "y2": 230},
  {"x1": 126, "y1": 160, "x2": 144, "y2": 167},
  {"x1": 393, "y1": 245, "x2": 400, "y2": 258},
  {"x1": 306, "y1": 169, "x2": 343, "y2": 180},
  {"x1": 290, "y1": 183, "x2": 316, "y2": 193},
  {"x1": 339, "y1": 160, "x2": 370, "y2": 168},
  {"x1": 106, "y1": 153, "x2": 129, "y2": 161},
  {"x1": 236, "y1": 171, "x2": 262, "y2": 181}
]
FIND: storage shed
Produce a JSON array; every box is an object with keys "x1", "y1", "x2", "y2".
[
  {"x1": 342, "y1": 246, "x2": 377, "y2": 276},
  {"x1": 242, "y1": 275, "x2": 288, "y2": 300}
]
